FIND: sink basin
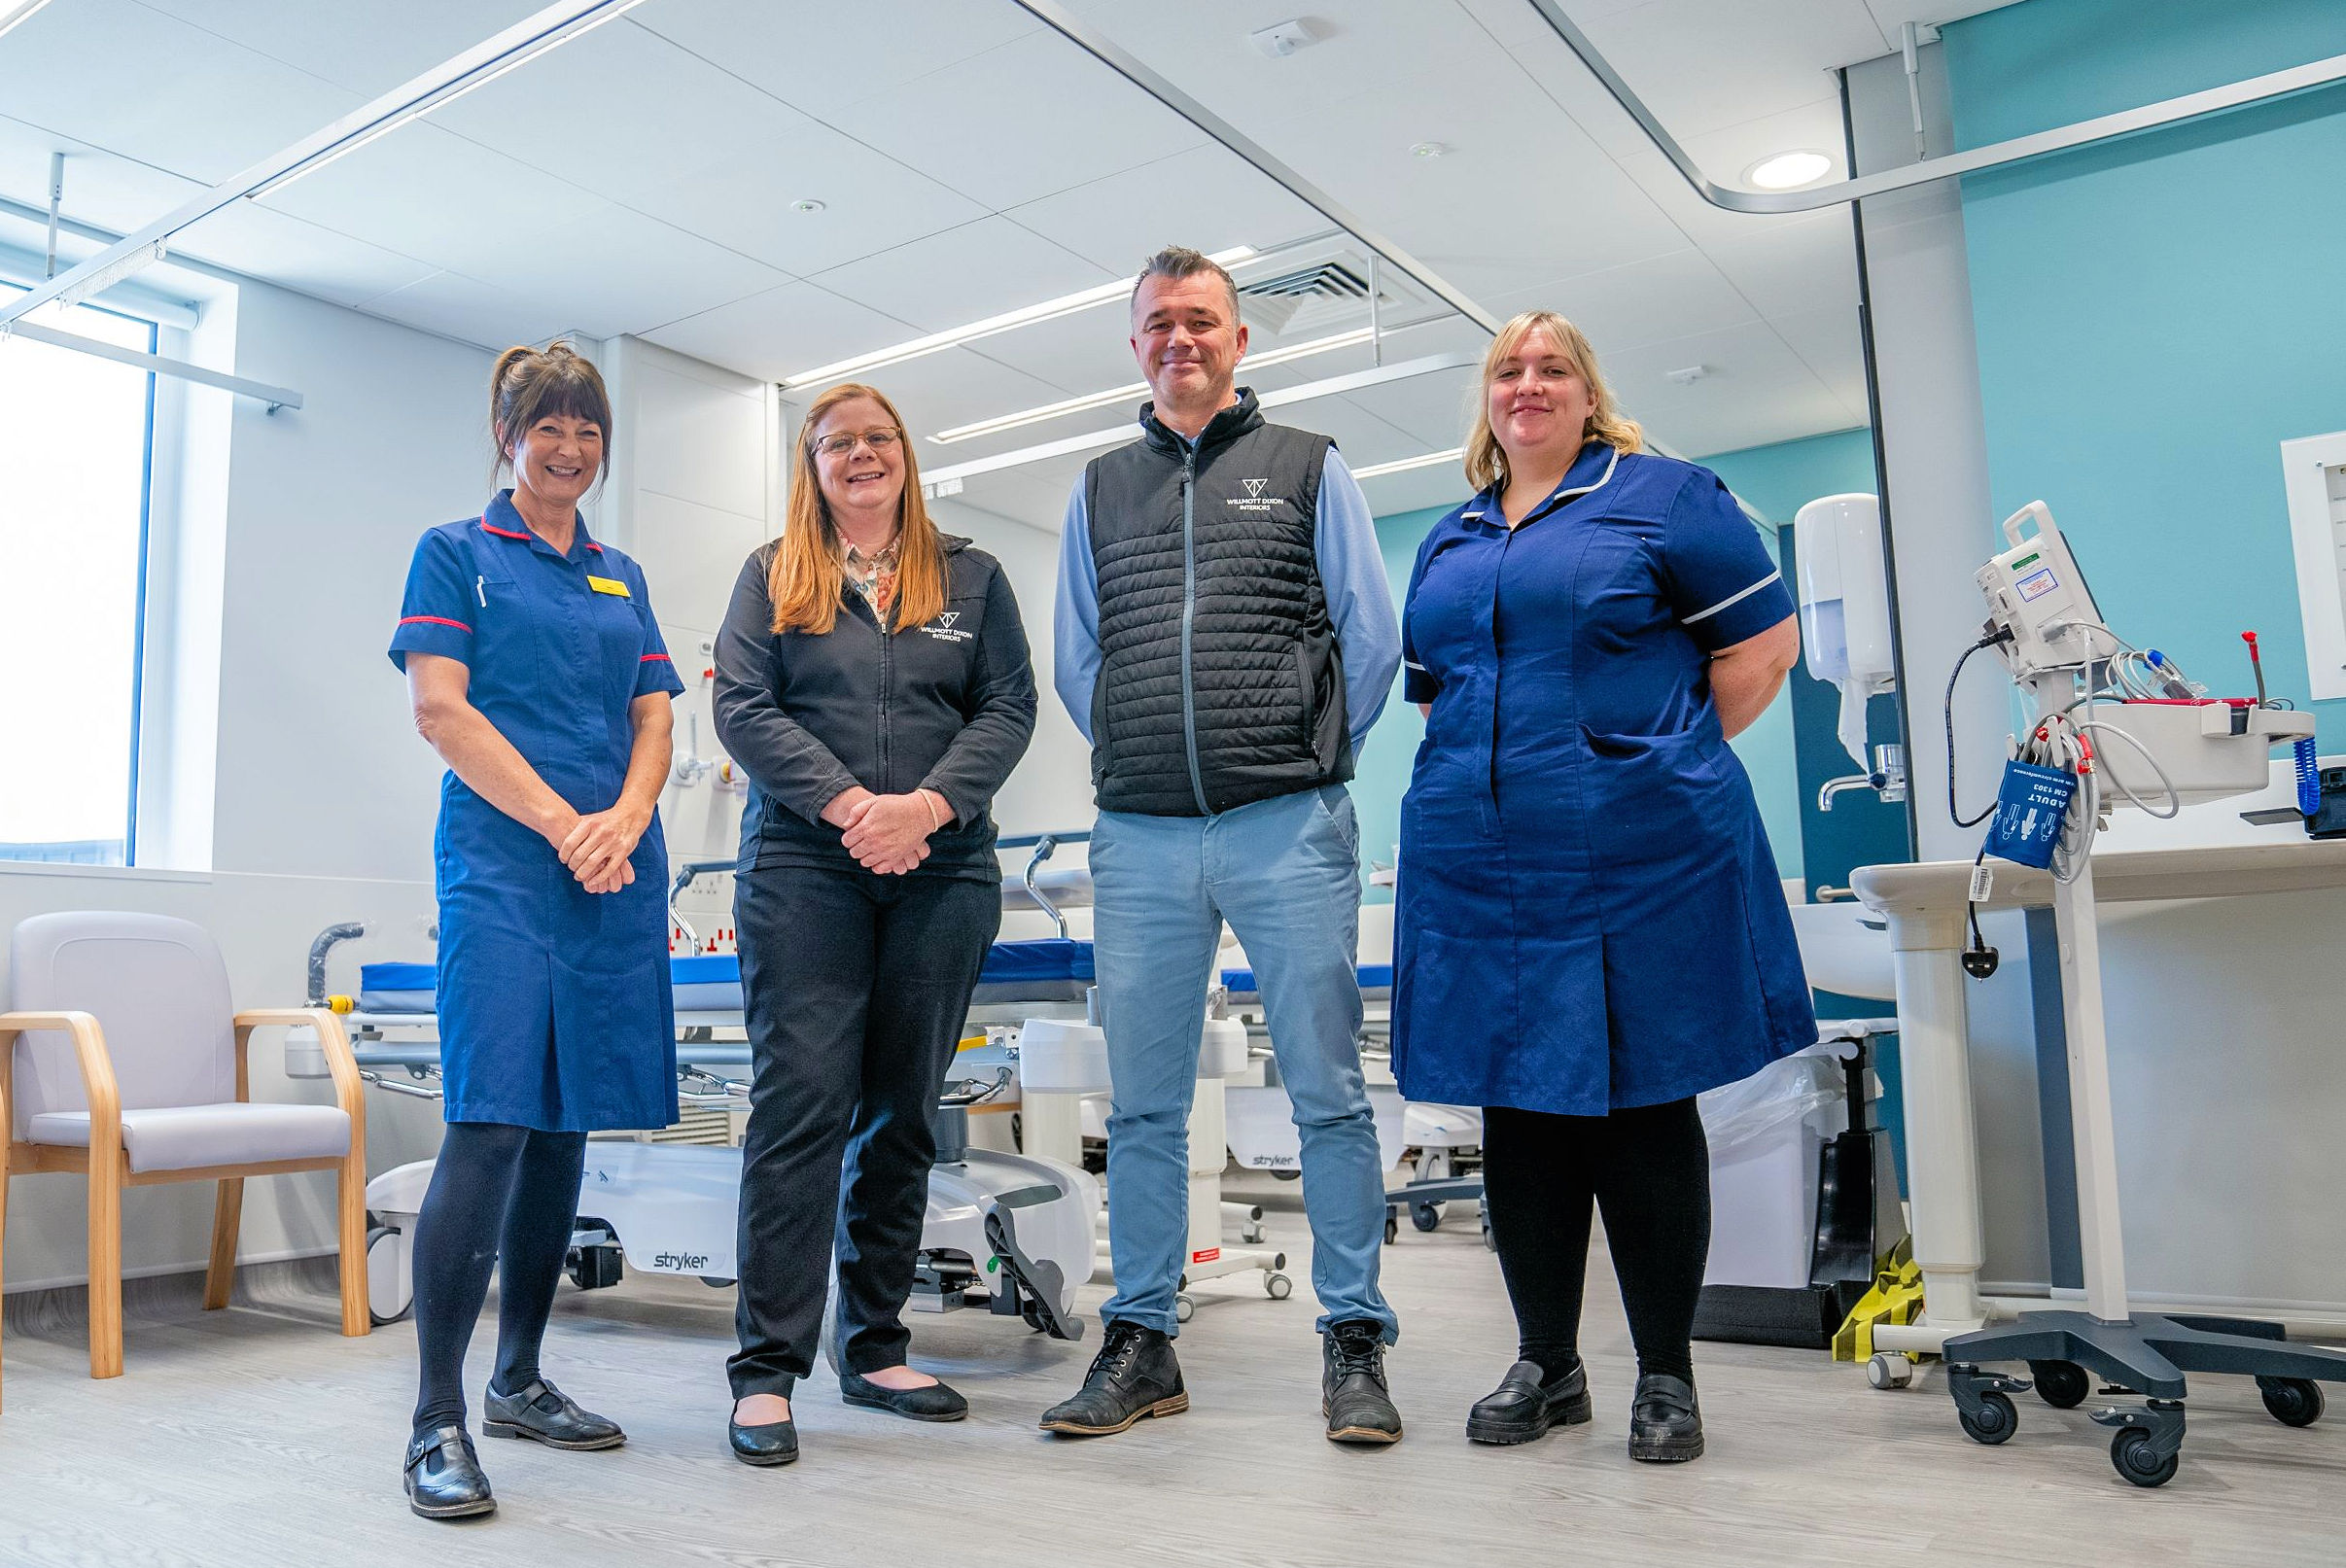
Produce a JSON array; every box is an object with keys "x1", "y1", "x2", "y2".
[{"x1": 1788, "y1": 900, "x2": 1897, "y2": 1000}]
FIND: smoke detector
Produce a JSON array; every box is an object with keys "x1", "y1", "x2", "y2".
[{"x1": 1249, "y1": 18, "x2": 1320, "y2": 57}]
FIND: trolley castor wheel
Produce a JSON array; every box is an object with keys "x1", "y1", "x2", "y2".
[
  {"x1": 1867, "y1": 1352, "x2": 1914, "y2": 1390},
  {"x1": 2093, "y1": 1398, "x2": 2185, "y2": 1488},
  {"x1": 2258, "y1": 1376, "x2": 2325, "y2": 1428},
  {"x1": 1383, "y1": 1212, "x2": 1399, "y2": 1244},
  {"x1": 1265, "y1": 1272, "x2": 1292, "y2": 1300},
  {"x1": 1947, "y1": 1363, "x2": 2027, "y2": 1445},
  {"x1": 1411, "y1": 1201, "x2": 1443, "y2": 1233},
  {"x1": 2030, "y1": 1359, "x2": 2089, "y2": 1409},
  {"x1": 1174, "y1": 1292, "x2": 1195, "y2": 1323}
]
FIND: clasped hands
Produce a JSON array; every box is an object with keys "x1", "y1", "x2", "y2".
[
  {"x1": 552, "y1": 804, "x2": 649, "y2": 894},
  {"x1": 823, "y1": 784, "x2": 948, "y2": 874}
]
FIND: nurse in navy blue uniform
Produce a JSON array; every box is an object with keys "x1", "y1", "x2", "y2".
[
  {"x1": 1393, "y1": 312, "x2": 1811, "y2": 1465},
  {"x1": 387, "y1": 342, "x2": 684, "y2": 1521}
]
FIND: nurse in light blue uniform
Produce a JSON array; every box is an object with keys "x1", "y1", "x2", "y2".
[
  {"x1": 387, "y1": 343, "x2": 683, "y2": 1521},
  {"x1": 1393, "y1": 312, "x2": 1810, "y2": 1464}
]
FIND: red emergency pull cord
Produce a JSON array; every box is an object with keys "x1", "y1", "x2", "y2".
[{"x1": 2242, "y1": 631, "x2": 2268, "y2": 707}]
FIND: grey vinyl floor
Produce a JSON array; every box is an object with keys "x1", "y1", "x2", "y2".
[{"x1": 2, "y1": 1172, "x2": 2341, "y2": 1567}]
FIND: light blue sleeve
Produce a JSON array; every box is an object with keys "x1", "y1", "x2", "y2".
[
  {"x1": 1053, "y1": 479, "x2": 1103, "y2": 745},
  {"x1": 1314, "y1": 447, "x2": 1402, "y2": 753}
]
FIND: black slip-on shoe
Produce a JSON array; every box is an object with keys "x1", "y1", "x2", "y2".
[
  {"x1": 1466, "y1": 1359, "x2": 1593, "y2": 1446},
  {"x1": 1321, "y1": 1319, "x2": 1403, "y2": 1446},
  {"x1": 728, "y1": 1408, "x2": 800, "y2": 1467},
  {"x1": 1628, "y1": 1373, "x2": 1704, "y2": 1463},
  {"x1": 481, "y1": 1376, "x2": 625, "y2": 1451},
  {"x1": 841, "y1": 1368, "x2": 969, "y2": 1422},
  {"x1": 1038, "y1": 1320, "x2": 1187, "y2": 1437},
  {"x1": 403, "y1": 1424, "x2": 495, "y2": 1519}
]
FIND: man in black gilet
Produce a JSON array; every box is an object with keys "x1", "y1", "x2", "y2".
[{"x1": 1040, "y1": 247, "x2": 1404, "y2": 1445}]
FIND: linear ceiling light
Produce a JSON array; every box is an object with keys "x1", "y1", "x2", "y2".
[
  {"x1": 928, "y1": 326, "x2": 1382, "y2": 445},
  {"x1": 779, "y1": 245, "x2": 1256, "y2": 392},
  {"x1": 1350, "y1": 447, "x2": 1462, "y2": 480},
  {"x1": 921, "y1": 349, "x2": 1476, "y2": 495},
  {"x1": 0, "y1": 0, "x2": 55, "y2": 41},
  {"x1": 0, "y1": 0, "x2": 646, "y2": 331}
]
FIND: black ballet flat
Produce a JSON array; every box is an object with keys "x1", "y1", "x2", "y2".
[
  {"x1": 729, "y1": 1410, "x2": 800, "y2": 1467},
  {"x1": 840, "y1": 1368, "x2": 969, "y2": 1422}
]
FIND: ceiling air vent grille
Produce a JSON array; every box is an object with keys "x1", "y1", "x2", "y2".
[{"x1": 1239, "y1": 261, "x2": 1373, "y2": 304}]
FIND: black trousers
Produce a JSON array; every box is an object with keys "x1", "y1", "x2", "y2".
[
  {"x1": 1481, "y1": 1098, "x2": 1711, "y2": 1384},
  {"x1": 727, "y1": 862, "x2": 1000, "y2": 1398}
]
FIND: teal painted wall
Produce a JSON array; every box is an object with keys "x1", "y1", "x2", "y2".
[
  {"x1": 1352, "y1": 431, "x2": 1882, "y2": 900},
  {"x1": 1945, "y1": 0, "x2": 2346, "y2": 743}
]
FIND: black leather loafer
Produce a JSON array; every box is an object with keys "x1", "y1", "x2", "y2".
[
  {"x1": 729, "y1": 1411, "x2": 800, "y2": 1467},
  {"x1": 1467, "y1": 1359, "x2": 1593, "y2": 1446},
  {"x1": 482, "y1": 1376, "x2": 625, "y2": 1450},
  {"x1": 840, "y1": 1368, "x2": 969, "y2": 1422},
  {"x1": 1628, "y1": 1373, "x2": 1704, "y2": 1463},
  {"x1": 403, "y1": 1424, "x2": 495, "y2": 1519}
]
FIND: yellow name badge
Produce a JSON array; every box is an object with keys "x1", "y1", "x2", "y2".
[{"x1": 586, "y1": 575, "x2": 631, "y2": 598}]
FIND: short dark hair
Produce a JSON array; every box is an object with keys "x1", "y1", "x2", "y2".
[
  {"x1": 489, "y1": 340, "x2": 612, "y2": 470},
  {"x1": 1131, "y1": 245, "x2": 1241, "y2": 321}
]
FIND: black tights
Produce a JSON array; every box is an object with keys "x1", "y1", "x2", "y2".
[
  {"x1": 408, "y1": 1121, "x2": 588, "y2": 1434},
  {"x1": 1481, "y1": 1098, "x2": 1710, "y2": 1385}
]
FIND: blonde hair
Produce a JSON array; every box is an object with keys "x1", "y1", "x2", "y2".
[
  {"x1": 1461, "y1": 311, "x2": 1642, "y2": 492},
  {"x1": 769, "y1": 383, "x2": 947, "y2": 637}
]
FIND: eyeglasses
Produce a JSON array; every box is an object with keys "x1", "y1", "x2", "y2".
[{"x1": 811, "y1": 428, "x2": 902, "y2": 457}]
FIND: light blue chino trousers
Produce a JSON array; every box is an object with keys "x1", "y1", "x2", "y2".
[{"x1": 1089, "y1": 783, "x2": 1397, "y2": 1342}]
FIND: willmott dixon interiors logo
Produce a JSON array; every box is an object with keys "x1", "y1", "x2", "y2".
[{"x1": 1229, "y1": 476, "x2": 1283, "y2": 513}]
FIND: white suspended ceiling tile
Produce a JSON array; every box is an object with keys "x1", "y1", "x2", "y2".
[
  {"x1": 1864, "y1": 0, "x2": 2026, "y2": 38},
  {"x1": 458, "y1": 203, "x2": 790, "y2": 341},
  {"x1": 1601, "y1": 318, "x2": 1844, "y2": 456},
  {"x1": 173, "y1": 200, "x2": 440, "y2": 311},
  {"x1": 858, "y1": 345, "x2": 1103, "y2": 449},
  {"x1": 0, "y1": 0, "x2": 359, "y2": 187},
  {"x1": 633, "y1": 0, "x2": 1042, "y2": 121},
  {"x1": 425, "y1": 17, "x2": 818, "y2": 212},
  {"x1": 1700, "y1": 209, "x2": 1861, "y2": 324},
  {"x1": 645, "y1": 279, "x2": 920, "y2": 385},
  {"x1": 937, "y1": 301, "x2": 1163, "y2": 402},
  {"x1": 1768, "y1": 304, "x2": 1870, "y2": 419},
  {"x1": 634, "y1": 117, "x2": 989, "y2": 278},
  {"x1": 1358, "y1": 460, "x2": 1473, "y2": 521},
  {"x1": 809, "y1": 216, "x2": 1117, "y2": 336},
  {"x1": 1570, "y1": 0, "x2": 1880, "y2": 142},
  {"x1": 1475, "y1": 247, "x2": 1763, "y2": 358},
  {"x1": 1065, "y1": 0, "x2": 1536, "y2": 126},
  {"x1": 1255, "y1": 70, "x2": 1689, "y2": 286},
  {"x1": 250, "y1": 122, "x2": 610, "y2": 278},
  {"x1": 0, "y1": 116, "x2": 204, "y2": 238},
  {"x1": 1281, "y1": 394, "x2": 1419, "y2": 465},
  {"x1": 1330, "y1": 363, "x2": 1484, "y2": 452},
  {"x1": 132, "y1": 0, "x2": 553, "y2": 97},
  {"x1": 355, "y1": 267, "x2": 576, "y2": 350},
  {"x1": 823, "y1": 27, "x2": 1208, "y2": 213},
  {"x1": 1004, "y1": 142, "x2": 1323, "y2": 277}
]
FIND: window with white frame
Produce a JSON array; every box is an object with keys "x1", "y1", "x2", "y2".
[{"x1": 0, "y1": 292, "x2": 158, "y2": 865}]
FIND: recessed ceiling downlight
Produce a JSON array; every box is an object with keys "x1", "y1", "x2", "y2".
[{"x1": 1745, "y1": 151, "x2": 1833, "y2": 190}]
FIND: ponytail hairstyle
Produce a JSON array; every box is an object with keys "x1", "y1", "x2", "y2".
[
  {"x1": 489, "y1": 340, "x2": 613, "y2": 491},
  {"x1": 1461, "y1": 311, "x2": 1642, "y2": 493},
  {"x1": 768, "y1": 382, "x2": 948, "y2": 636}
]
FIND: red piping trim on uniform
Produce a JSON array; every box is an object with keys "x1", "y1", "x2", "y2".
[
  {"x1": 640, "y1": 653, "x2": 672, "y2": 663},
  {"x1": 583, "y1": 540, "x2": 604, "y2": 552},
  {"x1": 479, "y1": 521, "x2": 532, "y2": 540},
  {"x1": 400, "y1": 615, "x2": 473, "y2": 633}
]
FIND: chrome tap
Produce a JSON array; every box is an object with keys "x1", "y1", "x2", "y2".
[{"x1": 1820, "y1": 744, "x2": 1908, "y2": 811}]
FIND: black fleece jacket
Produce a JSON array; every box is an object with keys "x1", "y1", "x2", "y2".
[{"x1": 714, "y1": 535, "x2": 1036, "y2": 880}]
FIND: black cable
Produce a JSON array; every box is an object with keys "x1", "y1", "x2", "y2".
[{"x1": 1945, "y1": 630, "x2": 2011, "y2": 829}]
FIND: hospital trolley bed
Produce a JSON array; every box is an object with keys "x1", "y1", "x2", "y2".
[{"x1": 305, "y1": 924, "x2": 1099, "y2": 1349}]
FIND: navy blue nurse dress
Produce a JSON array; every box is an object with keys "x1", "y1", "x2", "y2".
[
  {"x1": 389, "y1": 490, "x2": 687, "y2": 1132},
  {"x1": 1391, "y1": 442, "x2": 1815, "y2": 1117}
]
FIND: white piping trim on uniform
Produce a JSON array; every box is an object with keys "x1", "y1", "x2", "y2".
[
  {"x1": 1681, "y1": 567, "x2": 1782, "y2": 625},
  {"x1": 1404, "y1": 658, "x2": 1426, "y2": 671}
]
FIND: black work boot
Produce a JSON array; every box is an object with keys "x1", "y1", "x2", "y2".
[
  {"x1": 1628, "y1": 1372, "x2": 1704, "y2": 1463},
  {"x1": 1321, "y1": 1319, "x2": 1403, "y2": 1446},
  {"x1": 1466, "y1": 1358, "x2": 1593, "y2": 1446},
  {"x1": 403, "y1": 1424, "x2": 494, "y2": 1519},
  {"x1": 1038, "y1": 1319, "x2": 1187, "y2": 1437}
]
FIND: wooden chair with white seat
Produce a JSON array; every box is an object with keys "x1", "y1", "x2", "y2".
[{"x1": 0, "y1": 911, "x2": 368, "y2": 1406}]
